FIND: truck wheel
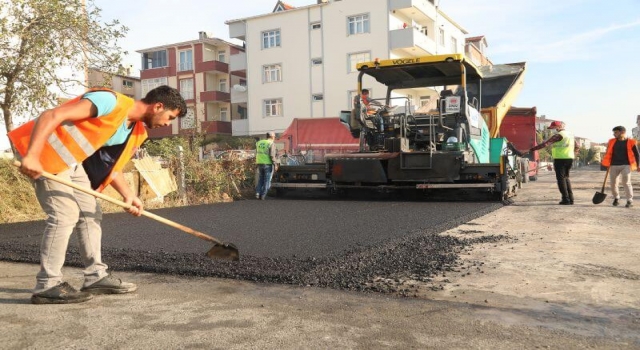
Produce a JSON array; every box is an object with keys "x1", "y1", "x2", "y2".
[{"x1": 529, "y1": 175, "x2": 538, "y2": 181}]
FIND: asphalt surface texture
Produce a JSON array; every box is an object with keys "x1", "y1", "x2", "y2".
[{"x1": 0, "y1": 195, "x2": 504, "y2": 295}]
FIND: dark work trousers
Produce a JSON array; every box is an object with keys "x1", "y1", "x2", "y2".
[{"x1": 553, "y1": 158, "x2": 574, "y2": 202}]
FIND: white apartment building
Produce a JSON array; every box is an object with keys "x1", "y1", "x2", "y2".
[{"x1": 226, "y1": 0, "x2": 467, "y2": 136}]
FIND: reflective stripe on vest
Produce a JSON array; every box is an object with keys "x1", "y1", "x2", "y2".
[
  {"x1": 552, "y1": 130, "x2": 574, "y2": 159},
  {"x1": 7, "y1": 88, "x2": 134, "y2": 174}
]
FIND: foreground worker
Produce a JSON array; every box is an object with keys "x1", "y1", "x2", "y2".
[
  {"x1": 601, "y1": 126, "x2": 640, "y2": 208},
  {"x1": 523, "y1": 121, "x2": 579, "y2": 205},
  {"x1": 8, "y1": 85, "x2": 186, "y2": 304}
]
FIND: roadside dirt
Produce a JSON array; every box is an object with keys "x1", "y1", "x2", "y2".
[{"x1": 1, "y1": 165, "x2": 639, "y2": 349}]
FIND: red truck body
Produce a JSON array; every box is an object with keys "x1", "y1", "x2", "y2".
[{"x1": 499, "y1": 107, "x2": 539, "y2": 180}]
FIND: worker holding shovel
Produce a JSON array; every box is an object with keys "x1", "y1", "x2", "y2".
[
  {"x1": 601, "y1": 126, "x2": 640, "y2": 208},
  {"x1": 522, "y1": 121, "x2": 579, "y2": 205},
  {"x1": 8, "y1": 86, "x2": 186, "y2": 304}
]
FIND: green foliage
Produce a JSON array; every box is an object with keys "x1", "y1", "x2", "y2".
[
  {"x1": 0, "y1": 0, "x2": 128, "y2": 132},
  {"x1": 203, "y1": 134, "x2": 258, "y2": 150},
  {"x1": 149, "y1": 136, "x2": 256, "y2": 205}
]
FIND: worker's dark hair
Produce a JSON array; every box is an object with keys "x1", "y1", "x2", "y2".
[
  {"x1": 361, "y1": 89, "x2": 369, "y2": 94},
  {"x1": 613, "y1": 126, "x2": 626, "y2": 133},
  {"x1": 142, "y1": 85, "x2": 187, "y2": 118}
]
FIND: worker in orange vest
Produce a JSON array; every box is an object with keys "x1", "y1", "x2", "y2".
[
  {"x1": 8, "y1": 85, "x2": 186, "y2": 304},
  {"x1": 601, "y1": 125, "x2": 640, "y2": 208}
]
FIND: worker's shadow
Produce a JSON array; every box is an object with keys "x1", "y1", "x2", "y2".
[{"x1": 0, "y1": 287, "x2": 33, "y2": 304}]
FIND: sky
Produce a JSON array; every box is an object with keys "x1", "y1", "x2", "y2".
[{"x1": 2, "y1": 0, "x2": 639, "y2": 149}]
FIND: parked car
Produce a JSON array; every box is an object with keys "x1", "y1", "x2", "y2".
[{"x1": 215, "y1": 150, "x2": 256, "y2": 161}]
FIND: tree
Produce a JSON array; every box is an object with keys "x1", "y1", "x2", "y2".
[{"x1": 0, "y1": 0, "x2": 128, "y2": 135}]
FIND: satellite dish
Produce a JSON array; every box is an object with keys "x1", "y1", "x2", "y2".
[{"x1": 233, "y1": 84, "x2": 247, "y2": 92}]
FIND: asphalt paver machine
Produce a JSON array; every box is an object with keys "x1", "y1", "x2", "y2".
[{"x1": 273, "y1": 54, "x2": 527, "y2": 201}]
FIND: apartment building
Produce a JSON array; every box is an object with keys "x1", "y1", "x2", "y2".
[
  {"x1": 87, "y1": 67, "x2": 141, "y2": 99},
  {"x1": 136, "y1": 32, "x2": 245, "y2": 139},
  {"x1": 226, "y1": 0, "x2": 468, "y2": 137}
]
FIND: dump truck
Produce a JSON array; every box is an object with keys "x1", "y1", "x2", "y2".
[
  {"x1": 272, "y1": 54, "x2": 527, "y2": 201},
  {"x1": 500, "y1": 107, "x2": 540, "y2": 182}
]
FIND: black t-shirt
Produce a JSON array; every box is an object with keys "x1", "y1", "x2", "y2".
[{"x1": 611, "y1": 139, "x2": 631, "y2": 165}]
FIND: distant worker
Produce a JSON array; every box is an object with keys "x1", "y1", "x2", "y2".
[
  {"x1": 354, "y1": 89, "x2": 383, "y2": 115},
  {"x1": 255, "y1": 131, "x2": 279, "y2": 200},
  {"x1": 8, "y1": 85, "x2": 186, "y2": 304},
  {"x1": 601, "y1": 126, "x2": 640, "y2": 208},
  {"x1": 523, "y1": 121, "x2": 579, "y2": 205}
]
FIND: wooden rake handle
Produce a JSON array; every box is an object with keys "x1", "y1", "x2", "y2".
[
  {"x1": 601, "y1": 167, "x2": 610, "y2": 193},
  {"x1": 14, "y1": 161, "x2": 223, "y2": 246}
]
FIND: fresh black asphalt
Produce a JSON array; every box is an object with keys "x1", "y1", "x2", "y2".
[{"x1": 0, "y1": 198, "x2": 505, "y2": 294}]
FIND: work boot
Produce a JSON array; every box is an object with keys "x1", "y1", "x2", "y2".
[
  {"x1": 558, "y1": 200, "x2": 571, "y2": 205},
  {"x1": 81, "y1": 274, "x2": 137, "y2": 295},
  {"x1": 255, "y1": 193, "x2": 260, "y2": 199},
  {"x1": 31, "y1": 282, "x2": 93, "y2": 304},
  {"x1": 626, "y1": 201, "x2": 633, "y2": 208},
  {"x1": 613, "y1": 199, "x2": 619, "y2": 206}
]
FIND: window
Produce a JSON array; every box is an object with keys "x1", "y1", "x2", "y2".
[
  {"x1": 311, "y1": 58, "x2": 323, "y2": 65},
  {"x1": 263, "y1": 64, "x2": 282, "y2": 83},
  {"x1": 239, "y1": 79, "x2": 247, "y2": 86},
  {"x1": 220, "y1": 107, "x2": 229, "y2": 121},
  {"x1": 451, "y1": 37, "x2": 458, "y2": 52},
  {"x1": 219, "y1": 78, "x2": 227, "y2": 92},
  {"x1": 262, "y1": 30, "x2": 281, "y2": 49},
  {"x1": 178, "y1": 50, "x2": 193, "y2": 71},
  {"x1": 179, "y1": 78, "x2": 194, "y2": 100},
  {"x1": 264, "y1": 99, "x2": 282, "y2": 117},
  {"x1": 311, "y1": 22, "x2": 321, "y2": 30},
  {"x1": 218, "y1": 51, "x2": 226, "y2": 63},
  {"x1": 439, "y1": 28, "x2": 445, "y2": 46},
  {"x1": 141, "y1": 77, "x2": 167, "y2": 96},
  {"x1": 348, "y1": 52, "x2": 371, "y2": 73},
  {"x1": 122, "y1": 80, "x2": 133, "y2": 88},
  {"x1": 180, "y1": 107, "x2": 195, "y2": 129},
  {"x1": 420, "y1": 96, "x2": 432, "y2": 107},
  {"x1": 312, "y1": 94, "x2": 323, "y2": 101},
  {"x1": 348, "y1": 14, "x2": 369, "y2": 35},
  {"x1": 142, "y1": 50, "x2": 167, "y2": 70}
]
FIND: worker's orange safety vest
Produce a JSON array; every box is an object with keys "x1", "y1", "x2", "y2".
[
  {"x1": 8, "y1": 88, "x2": 148, "y2": 191},
  {"x1": 602, "y1": 138, "x2": 638, "y2": 171}
]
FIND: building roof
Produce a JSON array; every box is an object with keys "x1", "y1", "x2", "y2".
[
  {"x1": 136, "y1": 36, "x2": 242, "y2": 53},
  {"x1": 466, "y1": 35, "x2": 488, "y2": 47},
  {"x1": 279, "y1": 118, "x2": 359, "y2": 150},
  {"x1": 273, "y1": 1, "x2": 296, "y2": 12}
]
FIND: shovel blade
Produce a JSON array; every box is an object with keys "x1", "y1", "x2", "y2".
[
  {"x1": 206, "y1": 243, "x2": 240, "y2": 261},
  {"x1": 592, "y1": 192, "x2": 607, "y2": 205}
]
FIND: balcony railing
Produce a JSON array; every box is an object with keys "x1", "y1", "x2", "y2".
[
  {"x1": 389, "y1": 27, "x2": 436, "y2": 55},
  {"x1": 200, "y1": 90, "x2": 231, "y2": 103},
  {"x1": 196, "y1": 60, "x2": 229, "y2": 74},
  {"x1": 201, "y1": 120, "x2": 232, "y2": 134},
  {"x1": 389, "y1": 0, "x2": 436, "y2": 22}
]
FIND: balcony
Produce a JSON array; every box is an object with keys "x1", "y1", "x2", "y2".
[
  {"x1": 196, "y1": 60, "x2": 229, "y2": 74},
  {"x1": 228, "y1": 21, "x2": 246, "y2": 41},
  {"x1": 232, "y1": 119, "x2": 250, "y2": 136},
  {"x1": 389, "y1": 0, "x2": 437, "y2": 22},
  {"x1": 200, "y1": 90, "x2": 231, "y2": 103},
  {"x1": 389, "y1": 27, "x2": 436, "y2": 56},
  {"x1": 201, "y1": 120, "x2": 232, "y2": 135},
  {"x1": 230, "y1": 52, "x2": 247, "y2": 77}
]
